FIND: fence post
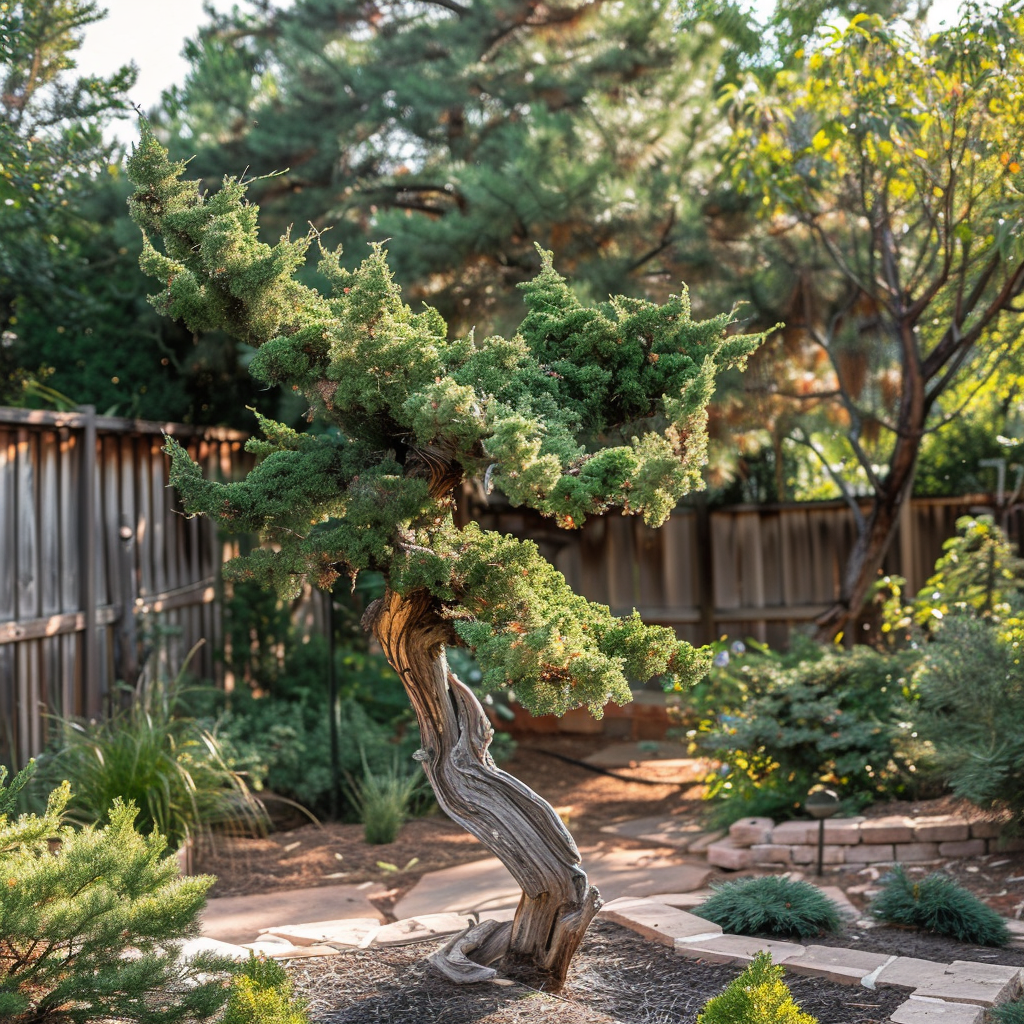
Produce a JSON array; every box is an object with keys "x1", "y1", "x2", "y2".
[{"x1": 77, "y1": 405, "x2": 101, "y2": 717}]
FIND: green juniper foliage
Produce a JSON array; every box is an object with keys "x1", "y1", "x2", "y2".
[
  {"x1": 0, "y1": 762, "x2": 230, "y2": 1023},
  {"x1": 696, "y1": 877, "x2": 842, "y2": 940},
  {"x1": 221, "y1": 953, "x2": 310, "y2": 1024},
  {"x1": 126, "y1": 127, "x2": 767, "y2": 718},
  {"x1": 870, "y1": 865, "x2": 1011, "y2": 947},
  {"x1": 990, "y1": 998, "x2": 1024, "y2": 1024},
  {"x1": 696, "y1": 951, "x2": 818, "y2": 1024}
]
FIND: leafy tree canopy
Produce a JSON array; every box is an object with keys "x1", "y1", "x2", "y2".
[{"x1": 127, "y1": 127, "x2": 767, "y2": 716}]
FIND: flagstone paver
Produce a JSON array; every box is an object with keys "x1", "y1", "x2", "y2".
[
  {"x1": 908, "y1": 961, "x2": 1023, "y2": 1007},
  {"x1": 599, "y1": 814, "x2": 706, "y2": 849},
  {"x1": 599, "y1": 898, "x2": 722, "y2": 947},
  {"x1": 785, "y1": 944, "x2": 893, "y2": 985},
  {"x1": 889, "y1": 998, "x2": 985, "y2": 1023},
  {"x1": 178, "y1": 936, "x2": 253, "y2": 961},
  {"x1": 263, "y1": 917, "x2": 381, "y2": 948},
  {"x1": 393, "y1": 849, "x2": 711, "y2": 918},
  {"x1": 583, "y1": 743, "x2": 703, "y2": 769},
  {"x1": 675, "y1": 933, "x2": 806, "y2": 966},
  {"x1": 372, "y1": 913, "x2": 475, "y2": 947},
  {"x1": 873, "y1": 957, "x2": 952, "y2": 991},
  {"x1": 201, "y1": 883, "x2": 386, "y2": 943}
]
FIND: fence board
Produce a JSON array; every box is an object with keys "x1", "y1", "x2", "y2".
[{"x1": 0, "y1": 408, "x2": 251, "y2": 769}]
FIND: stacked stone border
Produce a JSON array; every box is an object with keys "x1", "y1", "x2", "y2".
[
  {"x1": 706, "y1": 815, "x2": 1024, "y2": 871},
  {"x1": 600, "y1": 894, "x2": 1024, "y2": 1024}
]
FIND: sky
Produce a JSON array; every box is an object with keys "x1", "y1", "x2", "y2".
[{"x1": 75, "y1": 0, "x2": 970, "y2": 144}]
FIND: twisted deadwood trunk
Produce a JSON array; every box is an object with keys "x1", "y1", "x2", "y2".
[{"x1": 363, "y1": 588, "x2": 601, "y2": 990}]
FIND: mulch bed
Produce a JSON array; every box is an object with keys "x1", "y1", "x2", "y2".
[
  {"x1": 811, "y1": 923, "x2": 1024, "y2": 968},
  {"x1": 291, "y1": 920, "x2": 908, "y2": 1024}
]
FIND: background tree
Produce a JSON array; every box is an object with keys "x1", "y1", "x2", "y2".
[
  {"x1": 721, "y1": 5, "x2": 1024, "y2": 638},
  {"x1": 156, "y1": 0, "x2": 735, "y2": 334},
  {"x1": 125, "y1": 126, "x2": 765, "y2": 988}
]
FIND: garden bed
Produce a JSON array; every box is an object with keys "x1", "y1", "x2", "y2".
[
  {"x1": 811, "y1": 923, "x2": 1024, "y2": 968},
  {"x1": 290, "y1": 919, "x2": 909, "y2": 1024}
]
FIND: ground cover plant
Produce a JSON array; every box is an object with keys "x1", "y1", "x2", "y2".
[
  {"x1": 696, "y1": 952, "x2": 818, "y2": 1024},
  {"x1": 697, "y1": 639, "x2": 921, "y2": 823},
  {"x1": 222, "y1": 954, "x2": 310, "y2": 1024},
  {"x1": 870, "y1": 865, "x2": 1011, "y2": 947},
  {"x1": 125, "y1": 124, "x2": 766, "y2": 988},
  {"x1": 991, "y1": 999, "x2": 1024, "y2": 1024},
  {"x1": 696, "y1": 877, "x2": 842, "y2": 940},
  {"x1": 0, "y1": 762, "x2": 230, "y2": 1023}
]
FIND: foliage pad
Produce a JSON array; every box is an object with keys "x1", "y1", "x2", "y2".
[
  {"x1": 697, "y1": 951, "x2": 818, "y2": 1024},
  {"x1": 696, "y1": 876, "x2": 842, "y2": 940},
  {"x1": 127, "y1": 128, "x2": 767, "y2": 717},
  {"x1": 870, "y1": 865, "x2": 1011, "y2": 947}
]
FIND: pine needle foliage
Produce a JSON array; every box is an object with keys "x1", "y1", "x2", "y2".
[
  {"x1": 990, "y1": 998, "x2": 1024, "y2": 1024},
  {"x1": 696, "y1": 876, "x2": 842, "y2": 940},
  {"x1": 0, "y1": 762, "x2": 231, "y2": 1023},
  {"x1": 221, "y1": 954, "x2": 310, "y2": 1024},
  {"x1": 696, "y1": 951, "x2": 818, "y2": 1024},
  {"x1": 126, "y1": 128, "x2": 769, "y2": 718},
  {"x1": 870, "y1": 866, "x2": 1011, "y2": 947}
]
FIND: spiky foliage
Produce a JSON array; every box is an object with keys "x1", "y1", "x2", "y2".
[
  {"x1": 697, "y1": 951, "x2": 818, "y2": 1024},
  {"x1": 696, "y1": 877, "x2": 842, "y2": 940},
  {"x1": 221, "y1": 954, "x2": 310, "y2": 1024},
  {"x1": 870, "y1": 866, "x2": 1011, "y2": 947},
  {"x1": 0, "y1": 762, "x2": 230, "y2": 1023},
  {"x1": 126, "y1": 128, "x2": 766, "y2": 718},
  {"x1": 990, "y1": 998, "x2": 1024, "y2": 1024}
]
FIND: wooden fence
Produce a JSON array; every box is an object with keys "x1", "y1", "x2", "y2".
[
  {"x1": 0, "y1": 406, "x2": 249, "y2": 769},
  {"x1": 467, "y1": 491, "x2": 1011, "y2": 650}
]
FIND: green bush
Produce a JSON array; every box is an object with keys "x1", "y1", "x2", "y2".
[
  {"x1": 347, "y1": 753, "x2": 426, "y2": 845},
  {"x1": 696, "y1": 877, "x2": 842, "y2": 940},
  {"x1": 222, "y1": 953, "x2": 310, "y2": 1024},
  {"x1": 697, "y1": 951, "x2": 818, "y2": 1024},
  {"x1": 37, "y1": 677, "x2": 266, "y2": 851},
  {"x1": 870, "y1": 865, "x2": 1010, "y2": 946},
  {"x1": 697, "y1": 639, "x2": 921, "y2": 824},
  {"x1": 0, "y1": 762, "x2": 230, "y2": 1023},
  {"x1": 989, "y1": 998, "x2": 1024, "y2": 1024},
  {"x1": 913, "y1": 615, "x2": 1024, "y2": 827}
]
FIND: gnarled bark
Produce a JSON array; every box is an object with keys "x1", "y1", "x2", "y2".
[{"x1": 363, "y1": 588, "x2": 601, "y2": 990}]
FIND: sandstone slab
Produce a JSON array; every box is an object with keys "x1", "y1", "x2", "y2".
[
  {"x1": 969, "y1": 820, "x2": 1005, "y2": 839},
  {"x1": 790, "y1": 844, "x2": 845, "y2": 866},
  {"x1": 201, "y1": 883, "x2": 385, "y2": 944},
  {"x1": 394, "y1": 857, "x2": 520, "y2": 918},
  {"x1": 262, "y1": 917, "x2": 380, "y2": 948},
  {"x1": 772, "y1": 821, "x2": 819, "y2": 845},
  {"x1": 750, "y1": 843, "x2": 792, "y2": 864},
  {"x1": 873, "y1": 957, "x2": 951, "y2": 991},
  {"x1": 646, "y1": 890, "x2": 713, "y2": 909},
  {"x1": 599, "y1": 814, "x2": 705, "y2": 849},
  {"x1": 938, "y1": 840, "x2": 986, "y2": 858},
  {"x1": 372, "y1": 913, "x2": 474, "y2": 947},
  {"x1": 911, "y1": 961, "x2": 1023, "y2": 1007},
  {"x1": 688, "y1": 830, "x2": 727, "y2": 853},
  {"x1": 676, "y1": 934, "x2": 805, "y2": 966},
  {"x1": 707, "y1": 837, "x2": 755, "y2": 870},
  {"x1": 846, "y1": 843, "x2": 896, "y2": 863},
  {"x1": 785, "y1": 944, "x2": 891, "y2": 985},
  {"x1": 600, "y1": 898, "x2": 723, "y2": 946},
  {"x1": 890, "y1": 998, "x2": 984, "y2": 1023}
]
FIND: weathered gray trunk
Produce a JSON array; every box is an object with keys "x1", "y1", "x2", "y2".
[{"x1": 363, "y1": 588, "x2": 601, "y2": 990}]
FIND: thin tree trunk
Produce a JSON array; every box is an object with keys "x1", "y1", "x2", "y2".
[{"x1": 363, "y1": 588, "x2": 601, "y2": 990}]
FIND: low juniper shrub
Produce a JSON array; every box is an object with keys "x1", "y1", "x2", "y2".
[
  {"x1": 696, "y1": 876, "x2": 843, "y2": 940},
  {"x1": 870, "y1": 865, "x2": 1010, "y2": 946},
  {"x1": 989, "y1": 998, "x2": 1024, "y2": 1024},
  {"x1": 697, "y1": 951, "x2": 818, "y2": 1024},
  {"x1": 222, "y1": 953, "x2": 310, "y2": 1024}
]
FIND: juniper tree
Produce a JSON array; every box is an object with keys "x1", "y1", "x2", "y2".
[{"x1": 126, "y1": 126, "x2": 765, "y2": 988}]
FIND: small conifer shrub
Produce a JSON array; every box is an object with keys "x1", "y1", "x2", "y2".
[
  {"x1": 696, "y1": 876, "x2": 843, "y2": 939},
  {"x1": 697, "y1": 951, "x2": 818, "y2": 1024},
  {"x1": 870, "y1": 865, "x2": 1011, "y2": 946},
  {"x1": 0, "y1": 762, "x2": 231, "y2": 1023},
  {"x1": 990, "y1": 998, "x2": 1024, "y2": 1024},
  {"x1": 222, "y1": 954, "x2": 310, "y2": 1024}
]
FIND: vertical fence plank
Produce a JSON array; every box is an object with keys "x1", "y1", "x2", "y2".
[{"x1": 0, "y1": 429, "x2": 17, "y2": 766}]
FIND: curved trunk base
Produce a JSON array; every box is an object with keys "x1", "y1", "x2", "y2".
[{"x1": 364, "y1": 589, "x2": 601, "y2": 990}]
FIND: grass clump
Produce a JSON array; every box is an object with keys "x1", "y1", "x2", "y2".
[
  {"x1": 347, "y1": 753, "x2": 424, "y2": 845},
  {"x1": 697, "y1": 951, "x2": 818, "y2": 1024},
  {"x1": 989, "y1": 999, "x2": 1024, "y2": 1024},
  {"x1": 696, "y1": 876, "x2": 843, "y2": 939},
  {"x1": 870, "y1": 865, "x2": 1010, "y2": 946},
  {"x1": 222, "y1": 953, "x2": 310, "y2": 1024}
]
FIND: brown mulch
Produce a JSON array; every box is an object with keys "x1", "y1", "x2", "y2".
[
  {"x1": 291, "y1": 919, "x2": 908, "y2": 1024},
  {"x1": 810, "y1": 923, "x2": 1024, "y2": 967}
]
